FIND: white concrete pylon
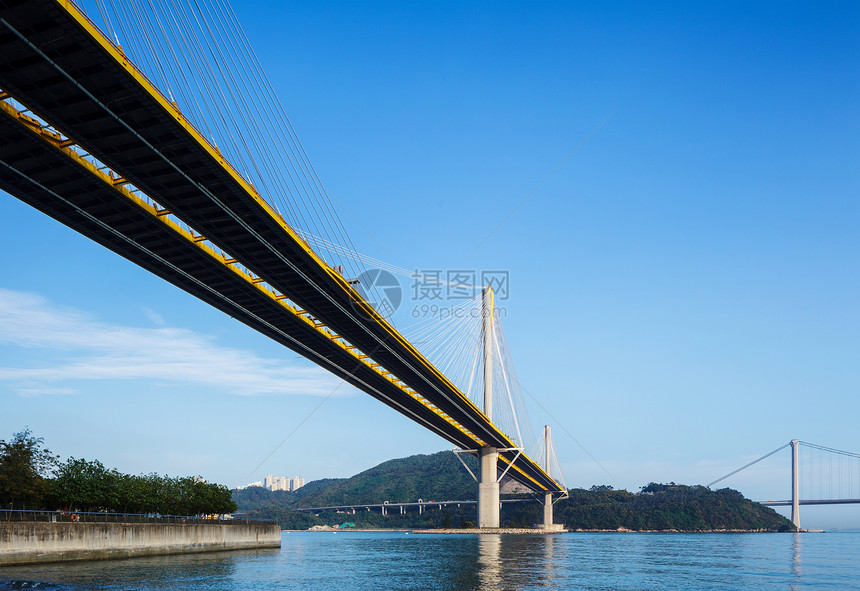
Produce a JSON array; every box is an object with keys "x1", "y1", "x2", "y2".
[
  {"x1": 477, "y1": 286, "x2": 499, "y2": 529},
  {"x1": 543, "y1": 425, "x2": 554, "y2": 529},
  {"x1": 482, "y1": 286, "x2": 494, "y2": 420},
  {"x1": 543, "y1": 491, "x2": 553, "y2": 527},
  {"x1": 478, "y1": 447, "x2": 500, "y2": 528}
]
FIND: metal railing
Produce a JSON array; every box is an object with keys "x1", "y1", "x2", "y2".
[{"x1": 0, "y1": 509, "x2": 274, "y2": 527}]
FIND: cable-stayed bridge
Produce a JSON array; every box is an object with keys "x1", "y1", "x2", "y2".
[
  {"x1": 0, "y1": 0, "x2": 566, "y2": 528},
  {"x1": 709, "y1": 440, "x2": 860, "y2": 530}
]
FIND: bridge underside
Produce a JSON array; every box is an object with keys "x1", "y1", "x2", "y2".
[
  {"x1": 0, "y1": 98, "x2": 482, "y2": 454},
  {"x1": 0, "y1": 0, "x2": 563, "y2": 495},
  {"x1": 759, "y1": 500, "x2": 860, "y2": 507}
]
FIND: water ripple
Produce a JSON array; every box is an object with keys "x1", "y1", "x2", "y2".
[{"x1": 1, "y1": 531, "x2": 858, "y2": 590}]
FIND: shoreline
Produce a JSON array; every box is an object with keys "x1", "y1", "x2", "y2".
[
  {"x1": 285, "y1": 528, "x2": 410, "y2": 533},
  {"x1": 285, "y1": 527, "x2": 803, "y2": 534},
  {"x1": 414, "y1": 528, "x2": 565, "y2": 535}
]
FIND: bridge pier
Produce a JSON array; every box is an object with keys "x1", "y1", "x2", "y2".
[
  {"x1": 538, "y1": 425, "x2": 566, "y2": 531},
  {"x1": 478, "y1": 447, "x2": 500, "y2": 528},
  {"x1": 543, "y1": 492, "x2": 553, "y2": 527}
]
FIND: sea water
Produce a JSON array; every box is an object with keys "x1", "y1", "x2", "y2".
[{"x1": 1, "y1": 531, "x2": 858, "y2": 590}]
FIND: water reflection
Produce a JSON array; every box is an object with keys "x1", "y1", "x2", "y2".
[
  {"x1": 540, "y1": 535, "x2": 557, "y2": 588},
  {"x1": 477, "y1": 535, "x2": 502, "y2": 590},
  {"x1": 1, "y1": 531, "x2": 852, "y2": 590},
  {"x1": 790, "y1": 533, "x2": 802, "y2": 591},
  {"x1": 0, "y1": 548, "x2": 273, "y2": 590},
  {"x1": 474, "y1": 534, "x2": 564, "y2": 591}
]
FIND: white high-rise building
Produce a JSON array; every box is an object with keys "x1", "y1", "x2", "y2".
[
  {"x1": 263, "y1": 475, "x2": 292, "y2": 491},
  {"x1": 237, "y1": 475, "x2": 303, "y2": 492},
  {"x1": 235, "y1": 480, "x2": 263, "y2": 490}
]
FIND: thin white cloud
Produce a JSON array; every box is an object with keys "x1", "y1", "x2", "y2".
[
  {"x1": 142, "y1": 306, "x2": 167, "y2": 327},
  {"x1": 0, "y1": 288, "x2": 348, "y2": 397},
  {"x1": 14, "y1": 386, "x2": 77, "y2": 398}
]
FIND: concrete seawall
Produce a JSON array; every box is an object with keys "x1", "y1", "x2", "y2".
[{"x1": 0, "y1": 521, "x2": 281, "y2": 566}]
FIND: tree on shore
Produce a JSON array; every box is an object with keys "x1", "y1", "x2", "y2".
[
  {"x1": 48, "y1": 457, "x2": 117, "y2": 512},
  {"x1": 1, "y1": 428, "x2": 236, "y2": 516},
  {"x1": 0, "y1": 427, "x2": 58, "y2": 509},
  {"x1": 47, "y1": 458, "x2": 237, "y2": 515}
]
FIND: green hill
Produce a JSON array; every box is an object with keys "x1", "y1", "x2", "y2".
[
  {"x1": 234, "y1": 451, "x2": 793, "y2": 532},
  {"x1": 232, "y1": 477, "x2": 344, "y2": 512},
  {"x1": 296, "y1": 452, "x2": 478, "y2": 507},
  {"x1": 529, "y1": 483, "x2": 794, "y2": 531},
  {"x1": 233, "y1": 452, "x2": 477, "y2": 511}
]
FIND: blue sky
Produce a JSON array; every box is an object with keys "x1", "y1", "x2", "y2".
[{"x1": 1, "y1": 1, "x2": 858, "y2": 527}]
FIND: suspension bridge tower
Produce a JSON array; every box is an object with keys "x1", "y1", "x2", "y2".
[
  {"x1": 791, "y1": 438, "x2": 800, "y2": 529},
  {"x1": 477, "y1": 286, "x2": 500, "y2": 528}
]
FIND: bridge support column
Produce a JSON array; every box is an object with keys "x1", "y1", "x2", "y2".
[
  {"x1": 477, "y1": 286, "x2": 500, "y2": 529},
  {"x1": 543, "y1": 492, "x2": 553, "y2": 527},
  {"x1": 791, "y1": 439, "x2": 800, "y2": 530},
  {"x1": 542, "y1": 425, "x2": 554, "y2": 529},
  {"x1": 478, "y1": 446, "x2": 500, "y2": 528}
]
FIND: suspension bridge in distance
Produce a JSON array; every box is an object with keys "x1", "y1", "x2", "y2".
[
  {"x1": 0, "y1": 0, "x2": 567, "y2": 529},
  {"x1": 709, "y1": 439, "x2": 860, "y2": 530}
]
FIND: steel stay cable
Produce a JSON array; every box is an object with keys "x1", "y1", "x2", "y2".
[
  {"x1": 3, "y1": 7, "x2": 552, "y2": 482},
  {"x1": 193, "y1": 0, "x2": 310, "y2": 216},
  {"x1": 413, "y1": 314, "x2": 477, "y2": 397},
  {"x1": 210, "y1": 0, "x2": 367, "y2": 281},
  {"x1": 197, "y1": 0, "x2": 358, "y2": 279},
  {"x1": 92, "y1": 0, "x2": 118, "y2": 47},
  {"x1": 511, "y1": 372, "x2": 614, "y2": 481},
  {"x1": 799, "y1": 441, "x2": 860, "y2": 459},
  {"x1": 445, "y1": 310, "x2": 483, "y2": 394},
  {"x1": 0, "y1": 16, "x2": 376, "y2": 372},
  {"x1": 706, "y1": 443, "x2": 790, "y2": 488},
  {"x1": 464, "y1": 330, "x2": 482, "y2": 403},
  {"x1": 185, "y1": 0, "x2": 322, "y2": 240},
  {"x1": 192, "y1": 0, "x2": 371, "y2": 295},
  {"x1": 0, "y1": 155, "x2": 479, "y2": 458},
  {"x1": 166, "y1": 0, "x2": 267, "y2": 215},
  {"x1": 120, "y1": 0, "x2": 169, "y2": 97},
  {"x1": 408, "y1": 298, "x2": 483, "y2": 399},
  {"x1": 6, "y1": 15, "x2": 514, "y2": 453},
  {"x1": 494, "y1": 315, "x2": 536, "y2": 452},
  {"x1": 154, "y1": 0, "x2": 238, "y2": 163},
  {"x1": 139, "y1": 0, "x2": 219, "y2": 151},
  {"x1": 121, "y1": 0, "x2": 169, "y2": 97},
  {"x1": 295, "y1": 230, "x2": 491, "y2": 291}
]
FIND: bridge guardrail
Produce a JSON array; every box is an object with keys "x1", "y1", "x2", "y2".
[{"x1": 0, "y1": 509, "x2": 273, "y2": 527}]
